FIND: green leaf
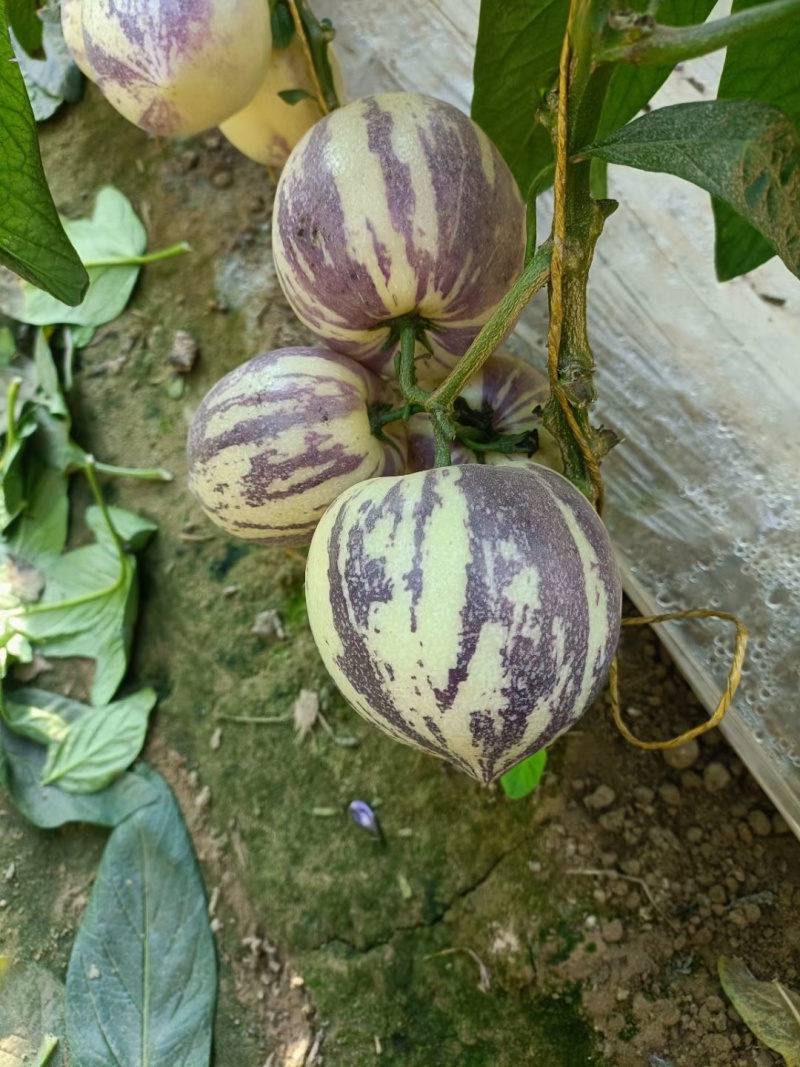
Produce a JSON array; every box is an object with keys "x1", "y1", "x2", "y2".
[
  {"x1": 40, "y1": 687, "x2": 156, "y2": 792},
  {"x1": 0, "y1": 719, "x2": 159, "y2": 827},
  {"x1": 471, "y1": 0, "x2": 566, "y2": 196},
  {"x1": 66, "y1": 766, "x2": 217, "y2": 1067},
  {"x1": 86, "y1": 503, "x2": 158, "y2": 553},
  {"x1": 0, "y1": 9, "x2": 87, "y2": 304},
  {"x1": 579, "y1": 100, "x2": 800, "y2": 279},
  {"x1": 3, "y1": 689, "x2": 71, "y2": 745},
  {"x1": 0, "y1": 186, "x2": 146, "y2": 327},
  {"x1": 500, "y1": 749, "x2": 548, "y2": 799},
  {"x1": 7, "y1": 0, "x2": 44, "y2": 56},
  {"x1": 719, "y1": 956, "x2": 800, "y2": 1066},
  {"x1": 271, "y1": 0, "x2": 295, "y2": 49},
  {"x1": 11, "y1": 18, "x2": 83, "y2": 122},
  {"x1": 5, "y1": 459, "x2": 69, "y2": 562},
  {"x1": 278, "y1": 87, "x2": 313, "y2": 105},
  {"x1": 0, "y1": 958, "x2": 67, "y2": 1067},
  {"x1": 713, "y1": 0, "x2": 800, "y2": 280}
]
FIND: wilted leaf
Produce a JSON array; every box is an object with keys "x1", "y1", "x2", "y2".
[
  {"x1": 11, "y1": 18, "x2": 82, "y2": 122},
  {"x1": 41, "y1": 687, "x2": 156, "y2": 792},
  {"x1": 66, "y1": 766, "x2": 217, "y2": 1067},
  {"x1": 719, "y1": 956, "x2": 800, "y2": 1065},
  {"x1": 0, "y1": 16, "x2": 87, "y2": 304},
  {"x1": 0, "y1": 720, "x2": 159, "y2": 827},
  {"x1": 0, "y1": 187, "x2": 146, "y2": 327},
  {"x1": 580, "y1": 100, "x2": 800, "y2": 279},
  {"x1": 500, "y1": 748, "x2": 548, "y2": 799},
  {"x1": 713, "y1": 0, "x2": 800, "y2": 280},
  {"x1": 0, "y1": 958, "x2": 67, "y2": 1067}
]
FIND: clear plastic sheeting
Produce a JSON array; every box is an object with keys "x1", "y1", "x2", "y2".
[{"x1": 323, "y1": 1, "x2": 800, "y2": 833}]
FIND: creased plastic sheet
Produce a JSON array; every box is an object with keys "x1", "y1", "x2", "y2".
[{"x1": 323, "y1": 0, "x2": 800, "y2": 834}]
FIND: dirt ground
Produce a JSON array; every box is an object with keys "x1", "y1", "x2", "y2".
[{"x1": 0, "y1": 86, "x2": 797, "y2": 1067}]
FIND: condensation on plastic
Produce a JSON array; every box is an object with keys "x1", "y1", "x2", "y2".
[{"x1": 322, "y1": 0, "x2": 800, "y2": 835}]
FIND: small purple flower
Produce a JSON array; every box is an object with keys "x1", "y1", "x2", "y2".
[{"x1": 349, "y1": 800, "x2": 381, "y2": 839}]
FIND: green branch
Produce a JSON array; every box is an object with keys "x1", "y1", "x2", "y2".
[
  {"x1": 82, "y1": 242, "x2": 191, "y2": 270},
  {"x1": 597, "y1": 0, "x2": 800, "y2": 66}
]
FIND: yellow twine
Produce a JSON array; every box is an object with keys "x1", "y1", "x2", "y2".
[
  {"x1": 609, "y1": 609, "x2": 749, "y2": 750},
  {"x1": 546, "y1": 0, "x2": 605, "y2": 514},
  {"x1": 286, "y1": 0, "x2": 330, "y2": 116}
]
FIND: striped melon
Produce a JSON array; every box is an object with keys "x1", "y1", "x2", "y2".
[
  {"x1": 272, "y1": 93, "x2": 526, "y2": 377},
  {"x1": 82, "y1": 0, "x2": 272, "y2": 136},
  {"x1": 305, "y1": 464, "x2": 622, "y2": 782},
  {"x1": 187, "y1": 347, "x2": 406, "y2": 547}
]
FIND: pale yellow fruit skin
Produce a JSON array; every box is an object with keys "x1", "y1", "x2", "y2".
[
  {"x1": 220, "y1": 40, "x2": 345, "y2": 167},
  {"x1": 61, "y1": 0, "x2": 95, "y2": 81},
  {"x1": 81, "y1": 0, "x2": 272, "y2": 136}
]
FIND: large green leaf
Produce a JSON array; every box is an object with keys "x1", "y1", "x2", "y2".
[
  {"x1": 500, "y1": 748, "x2": 548, "y2": 799},
  {"x1": 580, "y1": 100, "x2": 800, "y2": 279},
  {"x1": 0, "y1": 719, "x2": 158, "y2": 827},
  {"x1": 719, "y1": 956, "x2": 800, "y2": 1065},
  {"x1": 471, "y1": 0, "x2": 566, "y2": 196},
  {"x1": 0, "y1": 187, "x2": 147, "y2": 327},
  {"x1": 40, "y1": 687, "x2": 156, "y2": 793},
  {"x1": 0, "y1": 6, "x2": 87, "y2": 304},
  {"x1": 66, "y1": 767, "x2": 217, "y2": 1067},
  {"x1": 0, "y1": 958, "x2": 67, "y2": 1067},
  {"x1": 471, "y1": 0, "x2": 716, "y2": 198},
  {"x1": 713, "y1": 0, "x2": 800, "y2": 280}
]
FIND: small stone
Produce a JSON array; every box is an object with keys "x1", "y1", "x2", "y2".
[
  {"x1": 703, "y1": 762, "x2": 732, "y2": 793},
  {"x1": 251, "y1": 610, "x2": 286, "y2": 641},
  {"x1": 773, "y1": 813, "x2": 791, "y2": 834},
  {"x1": 210, "y1": 917, "x2": 222, "y2": 933},
  {"x1": 290, "y1": 974, "x2": 305, "y2": 989},
  {"x1": 169, "y1": 330, "x2": 199, "y2": 373},
  {"x1": 204, "y1": 134, "x2": 222, "y2": 150},
  {"x1": 210, "y1": 727, "x2": 223, "y2": 751},
  {"x1": 685, "y1": 826, "x2": 704, "y2": 844},
  {"x1": 738, "y1": 822, "x2": 753, "y2": 845},
  {"x1": 620, "y1": 859, "x2": 641, "y2": 877},
  {"x1": 293, "y1": 690, "x2": 320, "y2": 740},
  {"x1": 213, "y1": 169, "x2": 233, "y2": 189},
  {"x1": 709, "y1": 884, "x2": 727, "y2": 905},
  {"x1": 681, "y1": 770, "x2": 704, "y2": 791},
  {"x1": 585, "y1": 784, "x2": 616, "y2": 811},
  {"x1": 602, "y1": 918, "x2": 624, "y2": 943},
  {"x1": 195, "y1": 785, "x2": 212, "y2": 811},
  {"x1": 662, "y1": 738, "x2": 700, "y2": 770},
  {"x1": 700, "y1": 727, "x2": 723, "y2": 747},
  {"x1": 747, "y1": 810, "x2": 772, "y2": 837},
  {"x1": 658, "y1": 783, "x2": 682, "y2": 807},
  {"x1": 4, "y1": 862, "x2": 15, "y2": 882},
  {"x1": 743, "y1": 903, "x2": 762, "y2": 925},
  {"x1": 704, "y1": 996, "x2": 725, "y2": 1014},
  {"x1": 179, "y1": 149, "x2": 199, "y2": 172},
  {"x1": 633, "y1": 786, "x2": 654, "y2": 805}
]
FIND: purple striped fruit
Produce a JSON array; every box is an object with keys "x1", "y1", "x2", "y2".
[
  {"x1": 81, "y1": 0, "x2": 272, "y2": 136},
  {"x1": 407, "y1": 353, "x2": 563, "y2": 473},
  {"x1": 272, "y1": 93, "x2": 526, "y2": 377},
  {"x1": 306, "y1": 464, "x2": 622, "y2": 782},
  {"x1": 220, "y1": 40, "x2": 345, "y2": 168},
  {"x1": 62, "y1": 0, "x2": 95, "y2": 81},
  {"x1": 187, "y1": 347, "x2": 406, "y2": 547}
]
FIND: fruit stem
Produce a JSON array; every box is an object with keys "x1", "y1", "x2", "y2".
[
  {"x1": 429, "y1": 242, "x2": 552, "y2": 410},
  {"x1": 395, "y1": 321, "x2": 454, "y2": 466},
  {"x1": 287, "y1": 0, "x2": 341, "y2": 113}
]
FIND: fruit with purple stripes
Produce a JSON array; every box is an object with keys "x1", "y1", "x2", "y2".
[
  {"x1": 272, "y1": 92, "x2": 527, "y2": 377},
  {"x1": 220, "y1": 39, "x2": 345, "y2": 168},
  {"x1": 81, "y1": 0, "x2": 272, "y2": 136},
  {"x1": 305, "y1": 463, "x2": 622, "y2": 782},
  {"x1": 61, "y1": 0, "x2": 95, "y2": 81},
  {"x1": 186, "y1": 347, "x2": 407, "y2": 547},
  {"x1": 407, "y1": 352, "x2": 563, "y2": 473}
]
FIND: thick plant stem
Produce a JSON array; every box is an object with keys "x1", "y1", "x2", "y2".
[
  {"x1": 396, "y1": 322, "x2": 454, "y2": 466},
  {"x1": 430, "y1": 244, "x2": 551, "y2": 410},
  {"x1": 597, "y1": 0, "x2": 800, "y2": 66},
  {"x1": 542, "y1": 0, "x2": 616, "y2": 509}
]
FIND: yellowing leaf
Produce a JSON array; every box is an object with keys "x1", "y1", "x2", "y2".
[{"x1": 719, "y1": 956, "x2": 800, "y2": 1066}]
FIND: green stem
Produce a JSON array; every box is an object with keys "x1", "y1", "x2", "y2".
[
  {"x1": 82, "y1": 242, "x2": 191, "y2": 270},
  {"x1": 84, "y1": 455, "x2": 125, "y2": 562},
  {"x1": 93, "y1": 460, "x2": 173, "y2": 482},
  {"x1": 429, "y1": 244, "x2": 552, "y2": 410},
  {"x1": 295, "y1": 0, "x2": 341, "y2": 111},
  {"x1": 2, "y1": 376, "x2": 23, "y2": 465},
  {"x1": 597, "y1": 0, "x2": 800, "y2": 66},
  {"x1": 395, "y1": 322, "x2": 428, "y2": 406},
  {"x1": 32, "y1": 1034, "x2": 59, "y2": 1067}
]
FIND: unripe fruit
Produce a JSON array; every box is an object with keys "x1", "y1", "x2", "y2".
[
  {"x1": 187, "y1": 347, "x2": 406, "y2": 547},
  {"x1": 407, "y1": 353, "x2": 563, "y2": 472},
  {"x1": 306, "y1": 464, "x2": 622, "y2": 782},
  {"x1": 220, "y1": 39, "x2": 345, "y2": 168},
  {"x1": 273, "y1": 93, "x2": 526, "y2": 376},
  {"x1": 81, "y1": 0, "x2": 272, "y2": 136}
]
